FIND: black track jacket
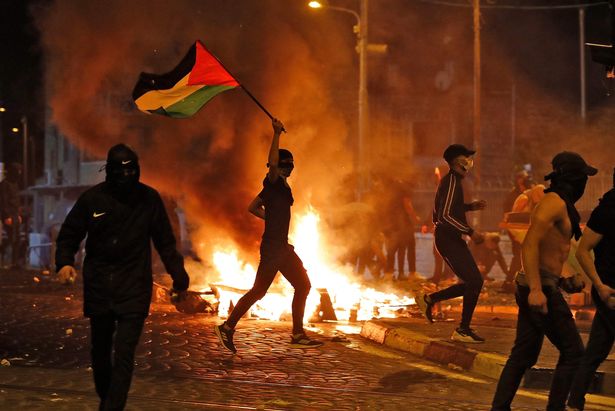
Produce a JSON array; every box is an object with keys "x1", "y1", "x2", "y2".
[
  {"x1": 55, "y1": 182, "x2": 189, "y2": 317},
  {"x1": 432, "y1": 170, "x2": 474, "y2": 236}
]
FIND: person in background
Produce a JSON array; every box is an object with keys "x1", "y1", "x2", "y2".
[
  {"x1": 469, "y1": 232, "x2": 508, "y2": 281},
  {"x1": 503, "y1": 170, "x2": 534, "y2": 287},
  {"x1": 0, "y1": 163, "x2": 24, "y2": 269},
  {"x1": 501, "y1": 184, "x2": 547, "y2": 290}
]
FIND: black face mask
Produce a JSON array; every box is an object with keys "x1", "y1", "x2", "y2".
[
  {"x1": 104, "y1": 144, "x2": 140, "y2": 196},
  {"x1": 550, "y1": 175, "x2": 588, "y2": 204},
  {"x1": 544, "y1": 172, "x2": 588, "y2": 240},
  {"x1": 107, "y1": 165, "x2": 139, "y2": 193}
]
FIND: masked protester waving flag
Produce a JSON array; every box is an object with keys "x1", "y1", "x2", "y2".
[{"x1": 132, "y1": 40, "x2": 239, "y2": 118}]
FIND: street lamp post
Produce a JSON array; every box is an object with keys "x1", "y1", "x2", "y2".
[
  {"x1": 358, "y1": 0, "x2": 368, "y2": 195},
  {"x1": 0, "y1": 107, "x2": 4, "y2": 165},
  {"x1": 309, "y1": 0, "x2": 369, "y2": 195},
  {"x1": 20, "y1": 116, "x2": 28, "y2": 189}
]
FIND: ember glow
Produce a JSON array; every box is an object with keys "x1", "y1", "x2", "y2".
[{"x1": 206, "y1": 208, "x2": 414, "y2": 323}]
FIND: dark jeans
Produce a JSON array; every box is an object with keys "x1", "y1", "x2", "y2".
[
  {"x1": 400, "y1": 228, "x2": 417, "y2": 275},
  {"x1": 430, "y1": 226, "x2": 484, "y2": 329},
  {"x1": 385, "y1": 229, "x2": 416, "y2": 276},
  {"x1": 491, "y1": 284, "x2": 584, "y2": 411},
  {"x1": 568, "y1": 287, "x2": 615, "y2": 410},
  {"x1": 90, "y1": 312, "x2": 146, "y2": 411},
  {"x1": 226, "y1": 241, "x2": 311, "y2": 335},
  {"x1": 4, "y1": 216, "x2": 21, "y2": 267}
]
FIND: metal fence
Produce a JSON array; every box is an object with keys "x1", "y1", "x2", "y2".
[{"x1": 410, "y1": 174, "x2": 612, "y2": 232}]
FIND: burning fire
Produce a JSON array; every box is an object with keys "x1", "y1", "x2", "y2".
[{"x1": 207, "y1": 208, "x2": 414, "y2": 323}]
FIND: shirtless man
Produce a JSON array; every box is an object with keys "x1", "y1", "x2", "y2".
[{"x1": 491, "y1": 152, "x2": 597, "y2": 411}]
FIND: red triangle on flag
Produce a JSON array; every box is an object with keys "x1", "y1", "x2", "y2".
[{"x1": 188, "y1": 41, "x2": 240, "y2": 87}]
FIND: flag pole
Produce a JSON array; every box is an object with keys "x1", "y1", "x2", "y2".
[
  {"x1": 203, "y1": 42, "x2": 286, "y2": 132},
  {"x1": 239, "y1": 85, "x2": 273, "y2": 120}
]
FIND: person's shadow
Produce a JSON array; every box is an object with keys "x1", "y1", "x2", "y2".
[{"x1": 376, "y1": 370, "x2": 445, "y2": 393}]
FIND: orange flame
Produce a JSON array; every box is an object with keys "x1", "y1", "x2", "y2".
[{"x1": 205, "y1": 207, "x2": 414, "y2": 323}]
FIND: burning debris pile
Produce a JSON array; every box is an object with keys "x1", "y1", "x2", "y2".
[{"x1": 157, "y1": 208, "x2": 416, "y2": 323}]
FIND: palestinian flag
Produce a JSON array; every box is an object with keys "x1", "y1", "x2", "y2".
[{"x1": 132, "y1": 40, "x2": 240, "y2": 118}]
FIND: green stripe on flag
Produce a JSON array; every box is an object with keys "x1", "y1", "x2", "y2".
[{"x1": 161, "y1": 85, "x2": 237, "y2": 118}]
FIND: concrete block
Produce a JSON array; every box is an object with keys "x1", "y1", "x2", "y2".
[
  {"x1": 385, "y1": 328, "x2": 432, "y2": 356},
  {"x1": 424, "y1": 342, "x2": 476, "y2": 369},
  {"x1": 471, "y1": 352, "x2": 507, "y2": 380},
  {"x1": 360, "y1": 321, "x2": 389, "y2": 344}
]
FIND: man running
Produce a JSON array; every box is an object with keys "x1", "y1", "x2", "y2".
[
  {"x1": 416, "y1": 144, "x2": 487, "y2": 343},
  {"x1": 491, "y1": 151, "x2": 596, "y2": 411},
  {"x1": 214, "y1": 118, "x2": 322, "y2": 353}
]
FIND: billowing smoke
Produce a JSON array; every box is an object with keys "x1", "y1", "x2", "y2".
[
  {"x1": 33, "y1": 0, "x2": 615, "y2": 281},
  {"x1": 34, "y1": 0, "x2": 355, "y2": 261}
]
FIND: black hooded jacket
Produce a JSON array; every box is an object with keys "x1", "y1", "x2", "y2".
[{"x1": 55, "y1": 181, "x2": 189, "y2": 317}]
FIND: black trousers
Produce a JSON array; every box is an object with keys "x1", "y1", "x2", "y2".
[
  {"x1": 4, "y1": 216, "x2": 21, "y2": 267},
  {"x1": 226, "y1": 241, "x2": 311, "y2": 335},
  {"x1": 430, "y1": 226, "x2": 484, "y2": 329},
  {"x1": 385, "y1": 227, "x2": 417, "y2": 277},
  {"x1": 90, "y1": 312, "x2": 146, "y2": 411},
  {"x1": 568, "y1": 287, "x2": 615, "y2": 410},
  {"x1": 491, "y1": 284, "x2": 584, "y2": 411}
]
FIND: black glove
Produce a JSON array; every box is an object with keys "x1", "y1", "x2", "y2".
[{"x1": 560, "y1": 274, "x2": 585, "y2": 294}]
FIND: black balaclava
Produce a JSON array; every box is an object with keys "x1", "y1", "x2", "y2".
[
  {"x1": 279, "y1": 149, "x2": 293, "y2": 165},
  {"x1": 105, "y1": 144, "x2": 140, "y2": 196},
  {"x1": 544, "y1": 152, "x2": 597, "y2": 240}
]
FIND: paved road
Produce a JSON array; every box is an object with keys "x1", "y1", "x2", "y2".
[{"x1": 0, "y1": 273, "x2": 566, "y2": 410}]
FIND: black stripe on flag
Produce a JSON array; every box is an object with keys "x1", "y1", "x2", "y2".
[{"x1": 132, "y1": 43, "x2": 197, "y2": 101}]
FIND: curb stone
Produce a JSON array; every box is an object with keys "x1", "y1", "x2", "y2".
[{"x1": 360, "y1": 320, "x2": 615, "y2": 395}]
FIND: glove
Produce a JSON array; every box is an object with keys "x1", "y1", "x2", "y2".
[{"x1": 560, "y1": 274, "x2": 585, "y2": 294}]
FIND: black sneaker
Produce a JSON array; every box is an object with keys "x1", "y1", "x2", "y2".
[
  {"x1": 451, "y1": 327, "x2": 485, "y2": 343},
  {"x1": 415, "y1": 292, "x2": 434, "y2": 323},
  {"x1": 290, "y1": 333, "x2": 324, "y2": 349},
  {"x1": 214, "y1": 323, "x2": 237, "y2": 353}
]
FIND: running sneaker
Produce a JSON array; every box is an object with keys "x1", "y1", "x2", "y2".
[
  {"x1": 214, "y1": 323, "x2": 237, "y2": 353},
  {"x1": 290, "y1": 333, "x2": 324, "y2": 348},
  {"x1": 415, "y1": 292, "x2": 434, "y2": 323},
  {"x1": 451, "y1": 327, "x2": 485, "y2": 343}
]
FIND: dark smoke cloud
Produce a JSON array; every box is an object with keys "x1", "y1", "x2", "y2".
[{"x1": 34, "y1": 0, "x2": 355, "y2": 258}]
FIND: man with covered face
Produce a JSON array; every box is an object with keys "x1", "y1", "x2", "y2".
[
  {"x1": 492, "y1": 151, "x2": 597, "y2": 411},
  {"x1": 416, "y1": 144, "x2": 487, "y2": 343},
  {"x1": 215, "y1": 118, "x2": 323, "y2": 353},
  {"x1": 55, "y1": 144, "x2": 190, "y2": 411}
]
